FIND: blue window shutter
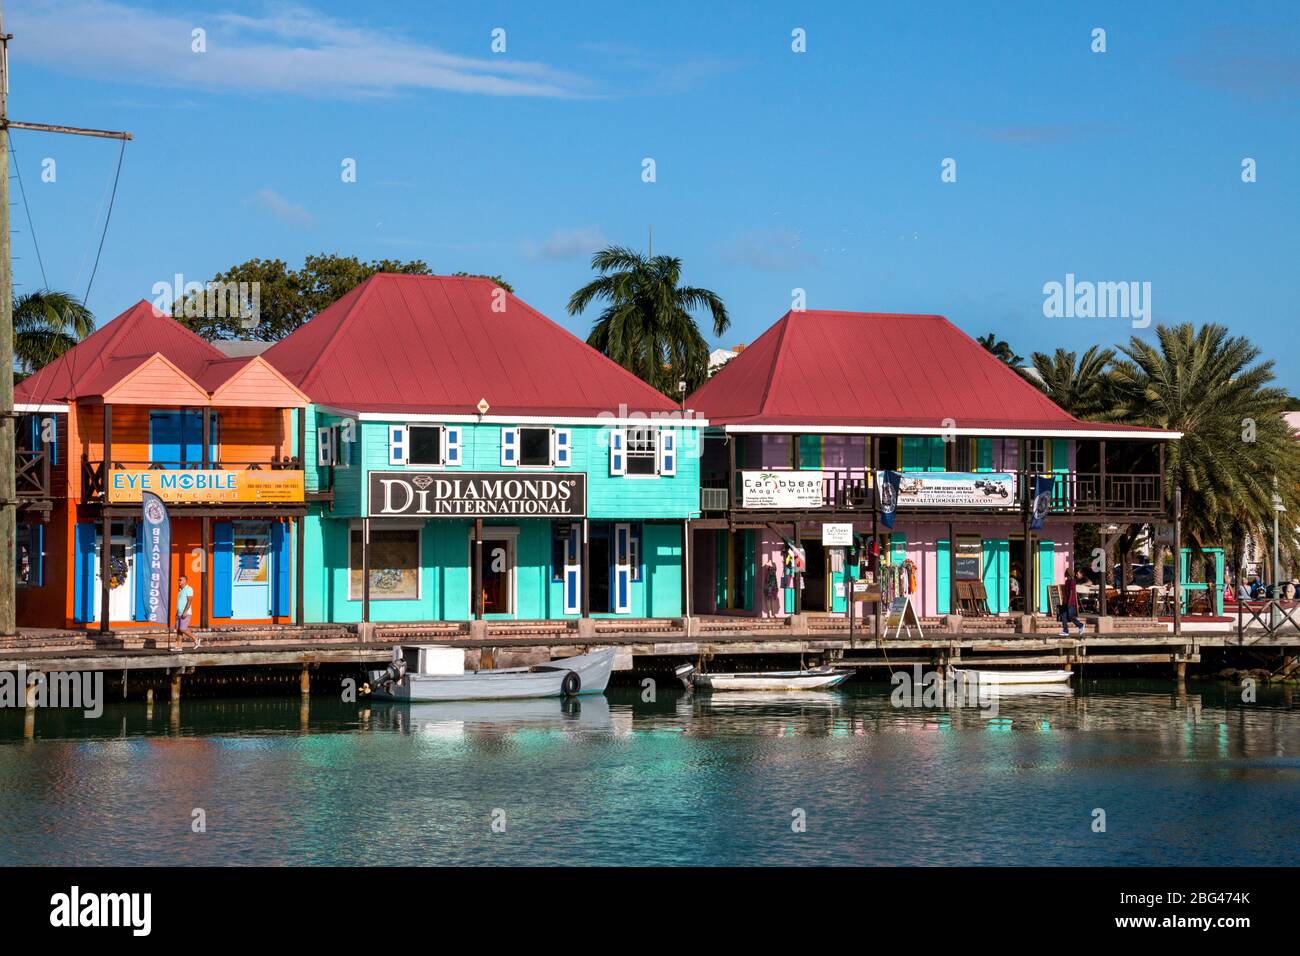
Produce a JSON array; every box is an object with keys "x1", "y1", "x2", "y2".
[
  {"x1": 389, "y1": 425, "x2": 408, "y2": 466},
  {"x1": 501, "y1": 427, "x2": 518, "y2": 466},
  {"x1": 446, "y1": 427, "x2": 462, "y2": 465},
  {"x1": 74, "y1": 523, "x2": 96, "y2": 622},
  {"x1": 554, "y1": 428, "x2": 571, "y2": 467},
  {"x1": 609, "y1": 428, "x2": 625, "y2": 476},
  {"x1": 213, "y1": 522, "x2": 234, "y2": 618},
  {"x1": 33, "y1": 524, "x2": 44, "y2": 587},
  {"x1": 134, "y1": 521, "x2": 150, "y2": 621},
  {"x1": 563, "y1": 523, "x2": 581, "y2": 614},
  {"x1": 658, "y1": 430, "x2": 676, "y2": 475},
  {"x1": 271, "y1": 522, "x2": 291, "y2": 618},
  {"x1": 937, "y1": 538, "x2": 951, "y2": 615},
  {"x1": 613, "y1": 523, "x2": 632, "y2": 613}
]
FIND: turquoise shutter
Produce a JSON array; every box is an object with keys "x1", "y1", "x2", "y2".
[
  {"x1": 272, "y1": 522, "x2": 291, "y2": 618},
  {"x1": 134, "y1": 521, "x2": 150, "y2": 621},
  {"x1": 213, "y1": 522, "x2": 234, "y2": 618},
  {"x1": 715, "y1": 531, "x2": 728, "y2": 610},
  {"x1": 901, "y1": 436, "x2": 920, "y2": 470},
  {"x1": 976, "y1": 438, "x2": 993, "y2": 472},
  {"x1": 1050, "y1": 439, "x2": 1070, "y2": 505},
  {"x1": 890, "y1": 532, "x2": 908, "y2": 567},
  {"x1": 1037, "y1": 540, "x2": 1055, "y2": 615},
  {"x1": 982, "y1": 539, "x2": 1009, "y2": 614},
  {"x1": 937, "y1": 538, "x2": 951, "y2": 614},
  {"x1": 741, "y1": 530, "x2": 755, "y2": 610},
  {"x1": 73, "y1": 523, "x2": 96, "y2": 622}
]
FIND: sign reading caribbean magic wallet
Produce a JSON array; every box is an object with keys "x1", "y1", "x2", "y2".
[{"x1": 369, "y1": 471, "x2": 587, "y2": 517}]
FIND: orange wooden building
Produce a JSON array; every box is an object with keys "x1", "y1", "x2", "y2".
[{"x1": 14, "y1": 302, "x2": 310, "y2": 631}]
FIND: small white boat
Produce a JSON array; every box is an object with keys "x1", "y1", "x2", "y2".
[
  {"x1": 494, "y1": 648, "x2": 616, "y2": 695},
  {"x1": 951, "y1": 668, "x2": 1073, "y2": 686},
  {"x1": 365, "y1": 645, "x2": 587, "y2": 702},
  {"x1": 689, "y1": 666, "x2": 851, "y2": 692}
]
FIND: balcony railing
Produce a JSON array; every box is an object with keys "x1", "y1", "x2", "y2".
[
  {"x1": 82, "y1": 457, "x2": 302, "y2": 500},
  {"x1": 15, "y1": 447, "x2": 51, "y2": 499},
  {"x1": 701, "y1": 468, "x2": 1165, "y2": 518}
]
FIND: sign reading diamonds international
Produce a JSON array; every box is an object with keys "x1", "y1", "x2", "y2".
[
  {"x1": 369, "y1": 471, "x2": 587, "y2": 517},
  {"x1": 108, "y1": 469, "x2": 305, "y2": 503}
]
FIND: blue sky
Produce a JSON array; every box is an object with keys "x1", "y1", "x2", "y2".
[{"x1": 8, "y1": 0, "x2": 1300, "y2": 390}]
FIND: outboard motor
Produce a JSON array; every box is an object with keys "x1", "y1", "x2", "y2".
[{"x1": 369, "y1": 654, "x2": 407, "y2": 693}]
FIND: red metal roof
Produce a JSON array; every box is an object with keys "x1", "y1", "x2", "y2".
[
  {"x1": 262, "y1": 273, "x2": 682, "y2": 417},
  {"x1": 687, "y1": 310, "x2": 1165, "y2": 435},
  {"x1": 15, "y1": 300, "x2": 233, "y2": 404}
]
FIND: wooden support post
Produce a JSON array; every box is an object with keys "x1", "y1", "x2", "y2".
[
  {"x1": 361, "y1": 517, "x2": 371, "y2": 624},
  {"x1": 169, "y1": 671, "x2": 182, "y2": 702},
  {"x1": 1173, "y1": 486, "x2": 1182, "y2": 636},
  {"x1": 202, "y1": 406, "x2": 210, "y2": 467},
  {"x1": 200, "y1": 515, "x2": 210, "y2": 629},
  {"x1": 145, "y1": 687, "x2": 154, "y2": 705},
  {"x1": 581, "y1": 518, "x2": 591, "y2": 617},
  {"x1": 1098, "y1": 439, "x2": 1106, "y2": 512},
  {"x1": 99, "y1": 403, "x2": 113, "y2": 633},
  {"x1": 473, "y1": 517, "x2": 484, "y2": 620},
  {"x1": 299, "y1": 666, "x2": 310, "y2": 698},
  {"x1": 1174, "y1": 658, "x2": 1186, "y2": 684},
  {"x1": 479, "y1": 647, "x2": 496, "y2": 670},
  {"x1": 1099, "y1": 526, "x2": 1109, "y2": 617}
]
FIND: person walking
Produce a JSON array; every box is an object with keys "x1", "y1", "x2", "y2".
[
  {"x1": 174, "y1": 575, "x2": 198, "y2": 650},
  {"x1": 1058, "y1": 568, "x2": 1085, "y2": 637}
]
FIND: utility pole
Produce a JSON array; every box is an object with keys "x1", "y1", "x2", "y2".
[{"x1": 0, "y1": 3, "x2": 132, "y2": 635}]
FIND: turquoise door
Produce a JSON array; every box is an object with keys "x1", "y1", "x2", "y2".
[{"x1": 230, "y1": 522, "x2": 272, "y2": 619}]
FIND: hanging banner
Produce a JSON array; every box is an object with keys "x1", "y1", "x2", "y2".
[
  {"x1": 740, "y1": 470, "x2": 825, "y2": 508},
  {"x1": 878, "y1": 470, "x2": 901, "y2": 528},
  {"x1": 1029, "y1": 475, "x2": 1055, "y2": 530},
  {"x1": 887, "y1": 471, "x2": 1017, "y2": 508},
  {"x1": 140, "y1": 491, "x2": 171, "y2": 626}
]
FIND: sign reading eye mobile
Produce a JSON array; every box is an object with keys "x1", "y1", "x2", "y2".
[
  {"x1": 108, "y1": 469, "x2": 305, "y2": 503},
  {"x1": 370, "y1": 471, "x2": 587, "y2": 517}
]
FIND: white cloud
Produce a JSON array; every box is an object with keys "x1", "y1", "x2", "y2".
[
  {"x1": 250, "y1": 188, "x2": 314, "y2": 227},
  {"x1": 14, "y1": 1, "x2": 592, "y2": 99},
  {"x1": 523, "y1": 226, "x2": 607, "y2": 262}
]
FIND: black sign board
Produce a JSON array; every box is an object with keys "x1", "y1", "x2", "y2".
[{"x1": 369, "y1": 471, "x2": 587, "y2": 518}]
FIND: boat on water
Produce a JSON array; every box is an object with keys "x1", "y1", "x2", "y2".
[
  {"x1": 364, "y1": 646, "x2": 615, "y2": 703},
  {"x1": 951, "y1": 668, "x2": 1073, "y2": 686},
  {"x1": 681, "y1": 664, "x2": 852, "y2": 692}
]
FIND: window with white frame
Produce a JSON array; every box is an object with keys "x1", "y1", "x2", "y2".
[
  {"x1": 316, "y1": 424, "x2": 351, "y2": 468},
  {"x1": 500, "y1": 427, "x2": 571, "y2": 468},
  {"x1": 388, "y1": 424, "x2": 461, "y2": 467},
  {"x1": 627, "y1": 427, "x2": 658, "y2": 475},
  {"x1": 408, "y1": 425, "x2": 443, "y2": 466},
  {"x1": 1026, "y1": 439, "x2": 1048, "y2": 474}
]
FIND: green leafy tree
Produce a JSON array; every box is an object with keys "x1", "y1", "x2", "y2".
[
  {"x1": 13, "y1": 290, "x2": 94, "y2": 372},
  {"x1": 1109, "y1": 323, "x2": 1300, "y2": 567},
  {"x1": 568, "y1": 246, "x2": 728, "y2": 395},
  {"x1": 976, "y1": 332, "x2": 1024, "y2": 367},
  {"x1": 1027, "y1": 345, "x2": 1117, "y2": 420},
  {"x1": 176, "y1": 255, "x2": 511, "y2": 341}
]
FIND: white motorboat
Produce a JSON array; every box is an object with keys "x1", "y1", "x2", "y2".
[
  {"x1": 493, "y1": 648, "x2": 616, "y2": 695},
  {"x1": 365, "y1": 645, "x2": 592, "y2": 702},
  {"x1": 951, "y1": 668, "x2": 1073, "y2": 686},
  {"x1": 688, "y1": 666, "x2": 852, "y2": 692}
]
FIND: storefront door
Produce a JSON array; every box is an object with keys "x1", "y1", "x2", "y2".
[
  {"x1": 473, "y1": 532, "x2": 515, "y2": 616},
  {"x1": 93, "y1": 526, "x2": 135, "y2": 623},
  {"x1": 231, "y1": 522, "x2": 272, "y2": 618}
]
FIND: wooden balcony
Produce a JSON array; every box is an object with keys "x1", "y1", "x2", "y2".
[
  {"x1": 701, "y1": 468, "x2": 1166, "y2": 522},
  {"x1": 15, "y1": 447, "x2": 52, "y2": 503}
]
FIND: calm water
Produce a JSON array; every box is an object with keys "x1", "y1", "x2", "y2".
[{"x1": 1, "y1": 679, "x2": 1297, "y2": 866}]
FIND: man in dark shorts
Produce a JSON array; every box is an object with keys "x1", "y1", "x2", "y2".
[{"x1": 1058, "y1": 567, "x2": 1085, "y2": 636}]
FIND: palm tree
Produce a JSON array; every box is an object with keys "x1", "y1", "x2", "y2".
[
  {"x1": 1027, "y1": 345, "x2": 1116, "y2": 420},
  {"x1": 568, "y1": 246, "x2": 728, "y2": 395},
  {"x1": 1109, "y1": 324, "x2": 1300, "y2": 565},
  {"x1": 976, "y1": 332, "x2": 1023, "y2": 367},
  {"x1": 13, "y1": 290, "x2": 94, "y2": 372}
]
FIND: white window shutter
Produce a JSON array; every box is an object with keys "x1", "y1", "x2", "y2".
[
  {"x1": 609, "y1": 427, "x2": 626, "y2": 476},
  {"x1": 445, "y1": 426, "x2": 461, "y2": 466},
  {"x1": 613, "y1": 522, "x2": 632, "y2": 613},
  {"x1": 316, "y1": 427, "x2": 333, "y2": 466},
  {"x1": 563, "y1": 523, "x2": 581, "y2": 614},
  {"x1": 554, "y1": 428, "x2": 571, "y2": 467},
  {"x1": 658, "y1": 429, "x2": 676, "y2": 475},
  {"x1": 388, "y1": 425, "x2": 408, "y2": 465},
  {"x1": 501, "y1": 427, "x2": 519, "y2": 466}
]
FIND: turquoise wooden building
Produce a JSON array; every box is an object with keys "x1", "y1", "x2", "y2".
[{"x1": 262, "y1": 274, "x2": 705, "y2": 624}]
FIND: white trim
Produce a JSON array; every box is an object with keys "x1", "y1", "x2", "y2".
[
  {"x1": 721, "y1": 423, "x2": 1183, "y2": 439},
  {"x1": 311, "y1": 404, "x2": 711, "y2": 428},
  {"x1": 14, "y1": 403, "x2": 68, "y2": 413},
  {"x1": 346, "y1": 519, "x2": 423, "y2": 601}
]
